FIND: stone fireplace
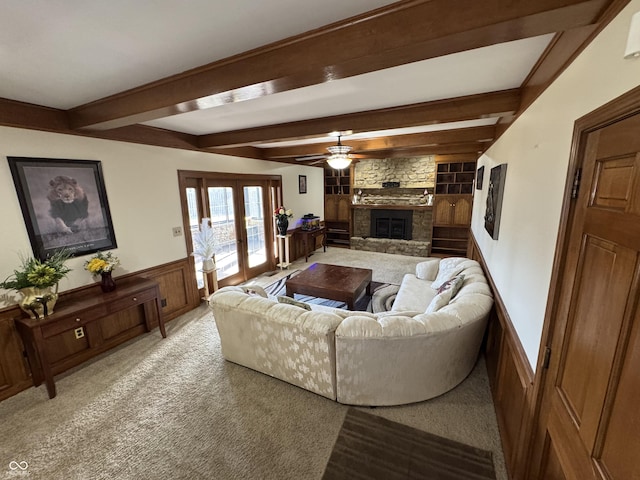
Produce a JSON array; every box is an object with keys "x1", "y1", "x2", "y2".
[{"x1": 347, "y1": 156, "x2": 435, "y2": 257}]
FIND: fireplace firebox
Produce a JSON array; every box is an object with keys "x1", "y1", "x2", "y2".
[{"x1": 370, "y1": 209, "x2": 413, "y2": 240}]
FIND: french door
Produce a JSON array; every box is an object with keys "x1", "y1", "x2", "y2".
[{"x1": 179, "y1": 171, "x2": 282, "y2": 290}]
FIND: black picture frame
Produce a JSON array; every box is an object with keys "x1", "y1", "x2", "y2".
[
  {"x1": 476, "y1": 166, "x2": 485, "y2": 190},
  {"x1": 299, "y1": 175, "x2": 307, "y2": 194},
  {"x1": 484, "y1": 164, "x2": 508, "y2": 240},
  {"x1": 7, "y1": 157, "x2": 118, "y2": 260}
]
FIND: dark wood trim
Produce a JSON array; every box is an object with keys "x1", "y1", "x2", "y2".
[
  {"x1": 67, "y1": 0, "x2": 605, "y2": 131},
  {"x1": 264, "y1": 126, "x2": 496, "y2": 160},
  {"x1": 0, "y1": 97, "x2": 70, "y2": 131},
  {"x1": 177, "y1": 170, "x2": 282, "y2": 182},
  {"x1": 469, "y1": 232, "x2": 535, "y2": 479},
  {"x1": 0, "y1": 1, "x2": 626, "y2": 165},
  {"x1": 496, "y1": 0, "x2": 631, "y2": 139},
  {"x1": 200, "y1": 90, "x2": 520, "y2": 148}
]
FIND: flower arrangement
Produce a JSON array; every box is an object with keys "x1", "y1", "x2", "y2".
[
  {"x1": 84, "y1": 251, "x2": 120, "y2": 275},
  {"x1": 273, "y1": 206, "x2": 293, "y2": 221},
  {"x1": 0, "y1": 249, "x2": 73, "y2": 291}
]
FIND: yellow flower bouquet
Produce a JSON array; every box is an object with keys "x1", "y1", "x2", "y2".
[{"x1": 84, "y1": 251, "x2": 120, "y2": 275}]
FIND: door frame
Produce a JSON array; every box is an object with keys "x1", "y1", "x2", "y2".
[
  {"x1": 525, "y1": 84, "x2": 640, "y2": 477},
  {"x1": 177, "y1": 170, "x2": 283, "y2": 293}
]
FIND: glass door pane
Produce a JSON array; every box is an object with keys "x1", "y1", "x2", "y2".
[
  {"x1": 208, "y1": 186, "x2": 240, "y2": 281},
  {"x1": 243, "y1": 186, "x2": 267, "y2": 268},
  {"x1": 185, "y1": 187, "x2": 204, "y2": 288}
]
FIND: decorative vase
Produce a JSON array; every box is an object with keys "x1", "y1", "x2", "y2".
[
  {"x1": 19, "y1": 286, "x2": 58, "y2": 319},
  {"x1": 276, "y1": 217, "x2": 289, "y2": 236},
  {"x1": 202, "y1": 257, "x2": 216, "y2": 272},
  {"x1": 100, "y1": 271, "x2": 116, "y2": 293}
]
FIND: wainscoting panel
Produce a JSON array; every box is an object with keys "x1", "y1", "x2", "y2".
[
  {"x1": 470, "y1": 234, "x2": 535, "y2": 480},
  {"x1": 0, "y1": 257, "x2": 200, "y2": 402},
  {"x1": 136, "y1": 258, "x2": 200, "y2": 321}
]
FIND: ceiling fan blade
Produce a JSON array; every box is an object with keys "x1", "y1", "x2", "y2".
[{"x1": 295, "y1": 155, "x2": 326, "y2": 162}]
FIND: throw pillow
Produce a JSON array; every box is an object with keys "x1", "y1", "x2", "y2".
[
  {"x1": 426, "y1": 274, "x2": 465, "y2": 313},
  {"x1": 425, "y1": 288, "x2": 454, "y2": 313},
  {"x1": 431, "y1": 258, "x2": 465, "y2": 290},
  {"x1": 415, "y1": 259, "x2": 440, "y2": 281},
  {"x1": 277, "y1": 296, "x2": 312, "y2": 310},
  {"x1": 241, "y1": 285, "x2": 268, "y2": 298},
  {"x1": 437, "y1": 274, "x2": 465, "y2": 297}
]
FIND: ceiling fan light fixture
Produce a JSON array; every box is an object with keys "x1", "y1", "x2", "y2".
[{"x1": 326, "y1": 134, "x2": 353, "y2": 169}]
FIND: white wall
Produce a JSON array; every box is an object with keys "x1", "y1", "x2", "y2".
[
  {"x1": 472, "y1": 0, "x2": 640, "y2": 370},
  {"x1": 0, "y1": 127, "x2": 323, "y2": 306}
]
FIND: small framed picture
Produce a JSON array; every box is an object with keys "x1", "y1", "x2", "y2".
[
  {"x1": 7, "y1": 156, "x2": 118, "y2": 260},
  {"x1": 476, "y1": 166, "x2": 485, "y2": 190},
  {"x1": 299, "y1": 175, "x2": 307, "y2": 194}
]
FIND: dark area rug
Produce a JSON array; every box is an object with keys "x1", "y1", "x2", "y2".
[
  {"x1": 265, "y1": 271, "x2": 397, "y2": 312},
  {"x1": 323, "y1": 408, "x2": 497, "y2": 480}
]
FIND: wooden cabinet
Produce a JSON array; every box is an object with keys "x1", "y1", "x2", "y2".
[
  {"x1": 14, "y1": 276, "x2": 165, "y2": 399},
  {"x1": 0, "y1": 313, "x2": 31, "y2": 401},
  {"x1": 433, "y1": 195, "x2": 472, "y2": 226},
  {"x1": 324, "y1": 166, "x2": 352, "y2": 247},
  {"x1": 431, "y1": 158, "x2": 475, "y2": 256},
  {"x1": 324, "y1": 168, "x2": 351, "y2": 195},
  {"x1": 435, "y1": 160, "x2": 476, "y2": 194}
]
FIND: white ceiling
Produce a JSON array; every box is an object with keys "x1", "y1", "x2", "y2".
[
  {"x1": 0, "y1": 1, "x2": 613, "y2": 159},
  {"x1": 0, "y1": 0, "x2": 396, "y2": 109}
]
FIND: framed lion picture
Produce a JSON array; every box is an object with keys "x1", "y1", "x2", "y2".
[{"x1": 7, "y1": 157, "x2": 117, "y2": 260}]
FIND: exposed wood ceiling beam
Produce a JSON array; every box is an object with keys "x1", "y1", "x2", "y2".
[
  {"x1": 262, "y1": 125, "x2": 495, "y2": 159},
  {"x1": 67, "y1": 0, "x2": 609, "y2": 131},
  {"x1": 199, "y1": 90, "x2": 518, "y2": 149}
]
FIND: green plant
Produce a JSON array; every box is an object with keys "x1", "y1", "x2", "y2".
[{"x1": 0, "y1": 249, "x2": 72, "y2": 290}]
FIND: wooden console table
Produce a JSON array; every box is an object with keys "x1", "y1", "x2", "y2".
[
  {"x1": 296, "y1": 227, "x2": 326, "y2": 262},
  {"x1": 14, "y1": 276, "x2": 166, "y2": 399}
]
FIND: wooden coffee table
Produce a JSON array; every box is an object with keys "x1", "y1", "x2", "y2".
[{"x1": 285, "y1": 263, "x2": 373, "y2": 310}]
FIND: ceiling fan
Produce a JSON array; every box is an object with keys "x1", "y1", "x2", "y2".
[{"x1": 295, "y1": 132, "x2": 364, "y2": 167}]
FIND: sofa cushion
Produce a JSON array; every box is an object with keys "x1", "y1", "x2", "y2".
[
  {"x1": 431, "y1": 257, "x2": 468, "y2": 290},
  {"x1": 415, "y1": 258, "x2": 440, "y2": 281},
  {"x1": 277, "y1": 295, "x2": 311, "y2": 310},
  {"x1": 391, "y1": 274, "x2": 437, "y2": 312}
]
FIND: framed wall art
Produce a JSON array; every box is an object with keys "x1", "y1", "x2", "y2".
[
  {"x1": 476, "y1": 165, "x2": 485, "y2": 190},
  {"x1": 7, "y1": 157, "x2": 118, "y2": 260},
  {"x1": 299, "y1": 175, "x2": 307, "y2": 194},
  {"x1": 484, "y1": 164, "x2": 508, "y2": 240}
]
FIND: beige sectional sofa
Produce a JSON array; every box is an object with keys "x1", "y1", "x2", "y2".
[{"x1": 208, "y1": 257, "x2": 493, "y2": 406}]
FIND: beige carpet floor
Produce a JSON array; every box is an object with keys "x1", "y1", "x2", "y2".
[{"x1": 0, "y1": 248, "x2": 507, "y2": 480}]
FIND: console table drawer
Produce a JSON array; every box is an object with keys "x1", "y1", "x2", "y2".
[
  {"x1": 107, "y1": 288, "x2": 156, "y2": 314},
  {"x1": 41, "y1": 305, "x2": 108, "y2": 338}
]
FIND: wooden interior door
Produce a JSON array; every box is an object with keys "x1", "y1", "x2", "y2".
[{"x1": 532, "y1": 112, "x2": 640, "y2": 479}]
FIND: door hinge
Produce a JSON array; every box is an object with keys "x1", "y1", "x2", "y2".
[
  {"x1": 542, "y1": 346, "x2": 552, "y2": 369},
  {"x1": 571, "y1": 168, "x2": 582, "y2": 199}
]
